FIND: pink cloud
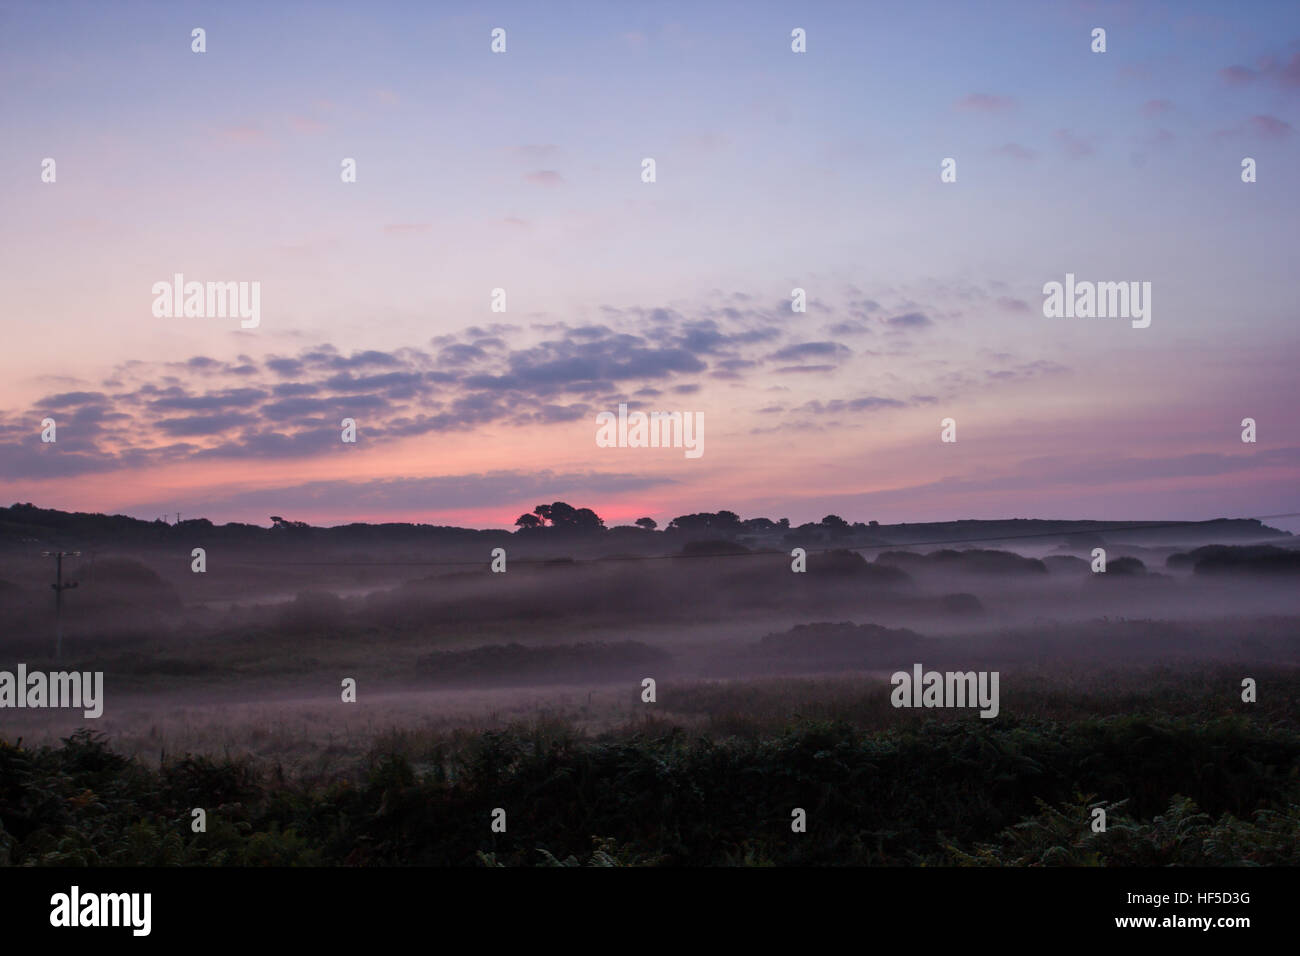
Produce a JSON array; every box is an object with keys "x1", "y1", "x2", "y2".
[
  {"x1": 1053, "y1": 129, "x2": 1095, "y2": 158},
  {"x1": 509, "y1": 144, "x2": 559, "y2": 161},
  {"x1": 218, "y1": 125, "x2": 268, "y2": 145},
  {"x1": 955, "y1": 93, "x2": 1016, "y2": 113},
  {"x1": 1247, "y1": 114, "x2": 1294, "y2": 139},
  {"x1": 1219, "y1": 65, "x2": 1256, "y2": 86},
  {"x1": 1213, "y1": 114, "x2": 1295, "y2": 142},
  {"x1": 993, "y1": 142, "x2": 1036, "y2": 160},
  {"x1": 523, "y1": 170, "x2": 565, "y2": 187},
  {"x1": 289, "y1": 116, "x2": 328, "y2": 134},
  {"x1": 1277, "y1": 52, "x2": 1300, "y2": 89},
  {"x1": 1220, "y1": 52, "x2": 1300, "y2": 92}
]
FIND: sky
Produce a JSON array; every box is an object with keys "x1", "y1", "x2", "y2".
[{"x1": 1, "y1": 0, "x2": 1298, "y2": 530}]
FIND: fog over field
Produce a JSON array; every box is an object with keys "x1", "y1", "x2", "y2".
[
  {"x1": 2, "y1": 503, "x2": 1298, "y2": 869},
  {"x1": 2, "y1": 505, "x2": 1295, "y2": 764},
  {"x1": 4, "y1": 0, "x2": 1300, "y2": 878}
]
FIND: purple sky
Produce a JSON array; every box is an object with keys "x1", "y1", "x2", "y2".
[{"x1": 1, "y1": 0, "x2": 1297, "y2": 530}]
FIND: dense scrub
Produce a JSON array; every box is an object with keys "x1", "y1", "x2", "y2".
[{"x1": 3, "y1": 694, "x2": 1297, "y2": 866}]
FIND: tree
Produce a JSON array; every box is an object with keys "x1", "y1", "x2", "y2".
[
  {"x1": 270, "y1": 516, "x2": 310, "y2": 530},
  {"x1": 571, "y1": 507, "x2": 604, "y2": 531},
  {"x1": 528, "y1": 501, "x2": 605, "y2": 534},
  {"x1": 515, "y1": 513, "x2": 543, "y2": 530},
  {"x1": 715, "y1": 511, "x2": 742, "y2": 532},
  {"x1": 666, "y1": 511, "x2": 743, "y2": 536},
  {"x1": 543, "y1": 502, "x2": 577, "y2": 527},
  {"x1": 635, "y1": 517, "x2": 657, "y2": 531}
]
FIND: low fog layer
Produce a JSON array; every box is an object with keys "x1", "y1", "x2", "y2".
[{"x1": 1, "y1": 507, "x2": 1296, "y2": 758}]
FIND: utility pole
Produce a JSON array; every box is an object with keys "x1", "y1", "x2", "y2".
[{"x1": 41, "y1": 551, "x2": 80, "y2": 660}]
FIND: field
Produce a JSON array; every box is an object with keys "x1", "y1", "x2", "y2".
[
  {"x1": 2, "y1": 511, "x2": 1297, "y2": 866},
  {"x1": 3, "y1": 665, "x2": 1299, "y2": 866}
]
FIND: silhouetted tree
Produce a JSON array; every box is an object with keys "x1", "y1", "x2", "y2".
[
  {"x1": 667, "y1": 511, "x2": 743, "y2": 536},
  {"x1": 528, "y1": 501, "x2": 605, "y2": 534},
  {"x1": 635, "y1": 517, "x2": 657, "y2": 531},
  {"x1": 570, "y1": 507, "x2": 604, "y2": 531},
  {"x1": 270, "y1": 516, "x2": 310, "y2": 530}
]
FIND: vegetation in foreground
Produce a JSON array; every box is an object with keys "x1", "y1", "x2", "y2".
[{"x1": 2, "y1": 667, "x2": 1297, "y2": 866}]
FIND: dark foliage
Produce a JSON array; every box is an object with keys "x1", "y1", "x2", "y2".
[{"x1": 4, "y1": 694, "x2": 1297, "y2": 866}]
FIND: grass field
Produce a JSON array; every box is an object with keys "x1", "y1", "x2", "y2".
[{"x1": 3, "y1": 663, "x2": 1297, "y2": 866}]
